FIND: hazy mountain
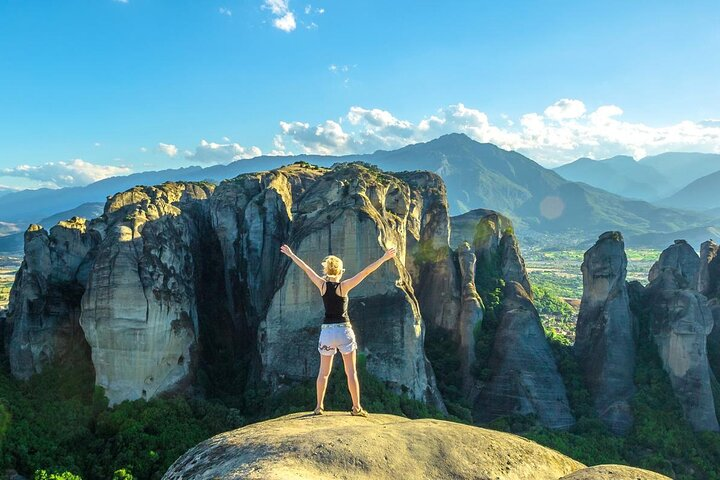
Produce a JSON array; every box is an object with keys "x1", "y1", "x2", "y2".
[
  {"x1": 626, "y1": 226, "x2": 720, "y2": 250},
  {"x1": 0, "y1": 134, "x2": 714, "y2": 250},
  {"x1": 554, "y1": 155, "x2": 673, "y2": 200},
  {"x1": 659, "y1": 169, "x2": 720, "y2": 211},
  {"x1": 639, "y1": 152, "x2": 720, "y2": 190}
]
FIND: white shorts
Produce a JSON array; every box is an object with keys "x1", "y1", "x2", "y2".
[{"x1": 318, "y1": 323, "x2": 357, "y2": 356}]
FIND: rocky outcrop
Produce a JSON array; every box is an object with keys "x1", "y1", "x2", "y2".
[
  {"x1": 79, "y1": 183, "x2": 214, "y2": 405},
  {"x1": 4, "y1": 163, "x2": 455, "y2": 410},
  {"x1": 6, "y1": 218, "x2": 98, "y2": 379},
  {"x1": 648, "y1": 239, "x2": 700, "y2": 287},
  {"x1": 163, "y1": 412, "x2": 586, "y2": 480},
  {"x1": 575, "y1": 231, "x2": 636, "y2": 435},
  {"x1": 475, "y1": 281, "x2": 575, "y2": 429},
  {"x1": 644, "y1": 249, "x2": 719, "y2": 432},
  {"x1": 559, "y1": 465, "x2": 671, "y2": 480},
  {"x1": 499, "y1": 232, "x2": 533, "y2": 299},
  {"x1": 456, "y1": 241, "x2": 484, "y2": 392},
  {"x1": 255, "y1": 164, "x2": 445, "y2": 410},
  {"x1": 698, "y1": 240, "x2": 719, "y2": 297}
]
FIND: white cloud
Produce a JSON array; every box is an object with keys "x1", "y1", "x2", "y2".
[
  {"x1": 1, "y1": 159, "x2": 131, "y2": 188},
  {"x1": 113, "y1": 0, "x2": 128, "y2": 3},
  {"x1": 544, "y1": 98, "x2": 587, "y2": 120},
  {"x1": 275, "y1": 100, "x2": 720, "y2": 166},
  {"x1": 140, "y1": 147, "x2": 148, "y2": 153},
  {"x1": 263, "y1": 0, "x2": 296, "y2": 32},
  {"x1": 157, "y1": 143, "x2": 178, "y2": 157},
  {"x1": 219, "y1": 7, "x2": 232, "y2": 16},
  {"x1": 185, "y1": 139, "x2": 262, "y2": 164}
]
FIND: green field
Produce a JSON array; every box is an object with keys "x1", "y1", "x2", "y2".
[{"x1": 0, "y1": 255, "x2": 21, "y2": 309}]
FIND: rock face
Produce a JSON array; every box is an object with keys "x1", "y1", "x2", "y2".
[
  {"x1": 5, "y1": 163, "x2": 455, "y2": 409},
  {"x1": 163, "y1": 412, "x2": 586, "y2": 480},
  {"x1": 455, "y1": 241, "x2": 484, "y2": 392},
  {"x1": 246, "y1": 164, "x2": 445, "y2": 410},
  {"x1": 698, "y1": 240, "x2": 719, "y2": 297},
  {"x1": 475, "y1": 281, "x2": 575, "y2": 429},
  {"x1": 6, "y1": 219, "x2": 98, "y2": 379},
  {"x1": 648, "y1": 239, "x2": 700, "y2": 287},
  {"x1": 575, "y1": 231, "x2": 636, "y2": 435},
  {"x1": 467, "y1": 213, "x2": 573, "y2": 428},
  {"x1": 79, "y1": 183, "x2": 214, "y2": 404},
  {"x1": 559, "y1": 464, "x2": 671, "y2": 480},
  {"x1": 645, "y1": 245, "x2": 719, "y2": 432}
]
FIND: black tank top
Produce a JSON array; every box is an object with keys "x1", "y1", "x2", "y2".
[{"x1": 322, "y1": 280, "x2": 350, "y2": 324}]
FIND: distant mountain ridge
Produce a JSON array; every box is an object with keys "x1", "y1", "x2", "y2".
[
  {"x1": 554, "y1": 155, "x2": 674, "y2": 201},
  {"x1": 659, "y1": 169, "x2": 720, "y2": 211},
  {"x1": 0, "y1": 133, "x2": 716, "y2": 251}
]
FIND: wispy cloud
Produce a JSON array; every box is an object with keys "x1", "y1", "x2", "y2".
[
  {"x1": 113, "y1": 0, "x2": 129, "y2": 4},
  {"x1": 263, "y1": 0, "x2": 296, "y2": 32},
  {"x1": 1, "y1": 159, "x2": 131, "y2": 188},
  {"x1": 157, "y1": 143, "x2": 179, "y2": 157},
  {"x1": 219, "y1": 7, "x2": 232, "y2": 16},
  {"x1": 185, "y1": 139, "x2": 262, "y2": 164},
  {"x1": 274, "y1": 99, "x2": 720, "y2": 165}
]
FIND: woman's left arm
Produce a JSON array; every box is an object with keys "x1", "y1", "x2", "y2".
[{"x1": 280, "y1": 244, "x2": 325, "y2": 290}]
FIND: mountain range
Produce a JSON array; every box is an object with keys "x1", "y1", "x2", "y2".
[
  {"x1": 0, "y1": 133, "x2": 717, "y2": 251},
  {"x1": 554, "y1": 152, "x2": 720, "y2": 207}
]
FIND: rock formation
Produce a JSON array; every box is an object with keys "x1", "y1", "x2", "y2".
[
  {"x1": 6, "y1": 218, "x2": 98, "y2": 379},
  {"x1": 455, "y1": 241, "x2": 484, "y2": 392},
  {"x1": 644, "y1": 243, "x2": 719, "y2": 431},
  {"x1": 648, "y1": 239, "x2": 700, "y2": 287},
  {"x1": 474, "y1": 281, "x2": 575, "y2": 429},
  {"x1": 162, "y1": 412, "x2": 586, "y2": 480},
  {"x1": 698, "y1": 240, "x2": 719, "y2": 297},
  {"x1": 559, "y1": 465, "x2": 671, "y2": 480},
  {"x1": 466, "y1": 213, "x2": 573, "y2": 428},
  {"x1": 575, "y1": 231, "x2": 636, "y2": 435},
  {"x1": 5, "y1": 163, "x2": 454, "y2": 410},
  {"x1": 79, "y1": 183, "x2": 214, "y2": 404}
]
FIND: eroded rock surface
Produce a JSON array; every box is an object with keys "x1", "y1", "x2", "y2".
[
  {"x1": 648, "y1": 239, "x2": 699, "y2": 287},
  {"x1": 80, "y1": 183, "x2": 214, "y2": 405},
  {"x1": 163, "y1": 412, "x2": 585, "y2": 480},
  {"x1": 575, "y1": 231, "x2": 636, "y2": 435},
  {"x1": 6, "y1": 219, "x2": 98, "y2": 379},
  {"x1": 645, "y1": 257, "x2": 719, "y2": 432},
  {"x1": 475, "y1": 282, "x2": 575, "y2": 429}
]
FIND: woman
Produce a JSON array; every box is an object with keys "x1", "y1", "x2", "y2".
[{"x1": 279, "y1": 243, "x2": 397, "y2": 417}]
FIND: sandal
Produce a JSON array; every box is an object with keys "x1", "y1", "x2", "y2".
[
  {"x1": 313, "y1": 407, "x2": 324, "y2": 415},
  {"x1": 350, "y1": 406, "x2": 369, "y2": 417}
]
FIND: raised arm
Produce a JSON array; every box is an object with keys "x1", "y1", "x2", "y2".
[
  {"x1": 340, "y1": 247, "x2": 396, "y2": 295},
  {"x1": 280, "y1": 244, "x2": 325, "y2": 291}
]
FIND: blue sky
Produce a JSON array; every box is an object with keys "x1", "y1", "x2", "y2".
[{"x1": 0, "y1": 0, "x2": 718, "y2": 189}]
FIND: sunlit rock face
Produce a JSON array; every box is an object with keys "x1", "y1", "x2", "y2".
[
  {"x1": 251, "y1": 164, "x2": 445, "y2": 411},
  {"x1": 475, "y1": 281, "x2": 575, "y2": 430},
  {"x1": 697, "y1": 240, "x2": 719, "y2": 297},
  {"x1": 575, "y1": 231, "x2": 636, "y2": 435},
  {"x1": 645, "y1": 262, "x2": 719, "y2": 432},
  {"x1": 456, "y1": 241, "x2": 484, "y2": 393},
  {"x1": 79, "y1": 183, "x2": 214, "y2": 405},
  {"x1": 648, "y1": 239, "x2": 700, "y2": 287},
  {"x1": 6, "y1": 219, "x2": 98, "y2": 379}
]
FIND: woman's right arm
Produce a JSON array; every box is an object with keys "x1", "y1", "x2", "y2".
[
  {"x1": 280, "y1": 244, "x2": 325, "y2": 291},
  {"x1": 340, "y1": 247, "x2": 396, "y2": 294}
]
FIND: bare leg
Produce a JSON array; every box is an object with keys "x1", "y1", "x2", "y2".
[
  {"x1": 316, "y1": 353, "x2": 334, "y2": 411},
  {"x1": 341, "y1": 350, "x2": 361, "y2": 410}
]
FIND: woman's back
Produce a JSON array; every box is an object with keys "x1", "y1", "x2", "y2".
[{"x1": 322, "y1": 280, "x2": 350, "y2": 323}]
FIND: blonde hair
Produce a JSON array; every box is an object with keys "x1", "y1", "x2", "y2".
[{"x1": 321, "y1": 255, "x2": 344, "y2": 278}]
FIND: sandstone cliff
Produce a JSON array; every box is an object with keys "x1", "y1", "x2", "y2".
[
  {"x1": 575, "y1": 231, "x2": 636, "y2": 435},
  {"x1": 163, "y1": 412, "x2": 670, "y2": 480}
]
